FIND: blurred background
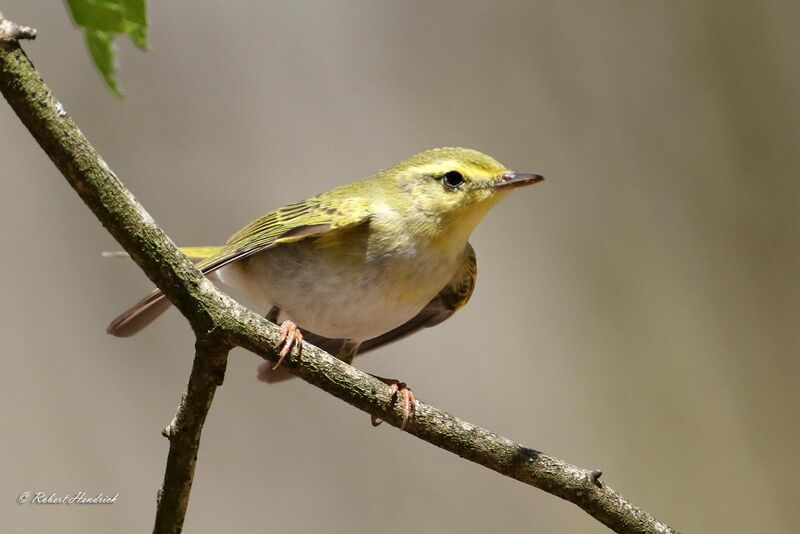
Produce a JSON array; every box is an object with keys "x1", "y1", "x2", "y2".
[{"x1": 2, "y1": 1, "x2": 798, "y2": 532}]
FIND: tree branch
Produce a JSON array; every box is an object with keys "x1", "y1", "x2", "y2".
[
  {"x1": 155, "y1": 338, "x2": 229, "y2": 533},
  {"x1": 0, "y1": 12, "x2": 36, "y2": 42},
  {"x1": 0, "y1": 17, "x2": 678, "y2": 534}
]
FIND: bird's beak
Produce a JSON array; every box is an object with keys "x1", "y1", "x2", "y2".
[{"x1": 494, "y1": 172, "x2": 545, "y2": 189}]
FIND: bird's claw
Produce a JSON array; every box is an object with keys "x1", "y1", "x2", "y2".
[
  {"x1": 273, "y1": 320, "x2": 303, "y2": 370},
  {"x1": 370, "y1": 377, "x2": 416, "y2": 430}
]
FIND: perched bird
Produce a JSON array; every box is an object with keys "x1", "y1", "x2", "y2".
[{"x1": 107, "y1": 147, "x2": 543, "y2": 426}]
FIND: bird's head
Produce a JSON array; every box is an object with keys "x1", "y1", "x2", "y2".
[{"x1": 380, "y1": 147, "x2": 543, "y2": 243}]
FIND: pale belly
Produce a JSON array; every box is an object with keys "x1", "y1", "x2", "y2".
[{"x1": 216, "y1": 238, "x2": 460, "y2": 342}]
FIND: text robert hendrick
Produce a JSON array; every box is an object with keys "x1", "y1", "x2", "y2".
[{"x1": 18, "y1": 491, "x2": 119, "y2": 505}]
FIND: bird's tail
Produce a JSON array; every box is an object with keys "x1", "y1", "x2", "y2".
[{"x1": 105, "y1": 246, "x2": 223, "y2": 337}]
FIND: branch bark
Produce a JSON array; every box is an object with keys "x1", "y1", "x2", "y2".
[
  {"x1": 155, "y1": 339, "x2": 228, "y2": 533},
  {"x1": 0, "y1": 17, "x2": 679, "y2": 534}
]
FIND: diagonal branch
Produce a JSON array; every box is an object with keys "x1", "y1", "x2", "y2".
[{"x1": 0, "y1": 18, "x2": 678, "y2": 534}]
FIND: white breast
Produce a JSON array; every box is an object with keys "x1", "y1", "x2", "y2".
[{"x1": 217, "y1": 234, "x2": 461, "y2": 342}]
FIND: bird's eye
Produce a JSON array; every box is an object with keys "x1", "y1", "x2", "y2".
[{"x1": 442, "y1": 170, "x2": 464, "y2": 189}]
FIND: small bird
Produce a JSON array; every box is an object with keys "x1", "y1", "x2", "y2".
[{"x1": 107, "y1": 147, "x2": 543, "y2": 426}]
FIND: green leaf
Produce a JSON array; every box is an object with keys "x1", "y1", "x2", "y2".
[
  {"x1": 86, "y1": 30, "x2": 121, "y2": 96},
  {"x1": 65, "y1": 0, "x2": 149, "y2": 96}
]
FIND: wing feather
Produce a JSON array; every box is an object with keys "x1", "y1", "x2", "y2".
[
  {"x1": 106, "y1": 195, "x2": 372, "y2": 337},
  {"x1": 195, "y1": 196, "x2": 372, "y2": 273}
]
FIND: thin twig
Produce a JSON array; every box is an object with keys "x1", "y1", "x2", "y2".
[
  {"x1": 155, "y1": 338, "x2": 229, "y2": 534},
  {"x1": 0, "y1": 19, "x2": 679, "y2": 534},
  {"x1": 0, "y1": 11, "x2": 37, "y2": 44}
]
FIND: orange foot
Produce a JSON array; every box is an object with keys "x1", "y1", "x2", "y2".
[
  {"x1": 370, "y1": 376, "x2": 416, "y2": 430},
  {"x1": 260, "y1": 320, "x2": 303, "y2": 377}
]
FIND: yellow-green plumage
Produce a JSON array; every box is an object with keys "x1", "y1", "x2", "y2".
[{"x1": 107, "y1": 147, "x2": 542, "y2": 378}]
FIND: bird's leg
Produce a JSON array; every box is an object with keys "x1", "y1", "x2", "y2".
[
  {"x1": 265, "y1": 305, "x2": 280, "y2": 324},
  {"x1": 369, "y1": 375, "x2": 416, "y2": 430},
  {"x1": 271, "y1": 320, "x2": 303, "y2": 370},
  {"x1": 258, "y1": 307, "x2": 279, "y2": 381},
  {"x1": 257, "y1": 308, "x2": 303, "y2": 380},
  {"x1": 337, "y1": 339, "x2": 361, "y2": 365}
]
